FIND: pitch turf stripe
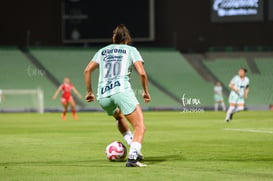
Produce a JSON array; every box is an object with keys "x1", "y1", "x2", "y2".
[{"x1": 224, "y1": 128, "x2": 273, "y2": 134}]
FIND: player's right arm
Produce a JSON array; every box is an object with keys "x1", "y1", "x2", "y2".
[
  {"x1": 52, "y1": 85, "x2": 62, "y2": 100},
  {"x1": 229, "y1": 76, "x2": 240, "y2": 95},
  {"x1": 229, "y1": 83, "x2": 239, "y2": 93},
  {"x1": 134, "y1": 61, "x2": 151, "y2": 103},
  {"x1": 84, "y1": 61, "x2": 99, "y2": 102}
]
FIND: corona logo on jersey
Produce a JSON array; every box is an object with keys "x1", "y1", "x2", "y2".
[{"x1": 101, "y1": 48, "x2": 127, "y2": 56}]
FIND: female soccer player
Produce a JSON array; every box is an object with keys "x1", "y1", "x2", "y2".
[
  {"x1": 225, "y1": 68, "x2": 249, "y2": 122},
  {"x1": 84, "y1": 24, "x2": 151, "y2": 167},
  {"x1": 214, "y1": 81, "x2": 226, "y2": 111},
  {"x1": 53, "y1": 77, "x2": 82, "y2": 121}
]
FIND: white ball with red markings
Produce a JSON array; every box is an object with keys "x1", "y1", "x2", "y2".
[{"x1": 105, "y1": 141, "x2": 127, "y2": 161}]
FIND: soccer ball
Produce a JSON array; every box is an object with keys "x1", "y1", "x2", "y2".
[{"x1": 105, "y1": 141, "x2": 127, "y2": 161}]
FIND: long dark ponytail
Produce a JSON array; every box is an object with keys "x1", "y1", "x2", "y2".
[{"x1": 112, "y1": 24, "x2": 132, "y2": 44}]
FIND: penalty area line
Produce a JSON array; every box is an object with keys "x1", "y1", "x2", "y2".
[{"x1": 224, "y1": 128, "x2": 273, "y2": 134}]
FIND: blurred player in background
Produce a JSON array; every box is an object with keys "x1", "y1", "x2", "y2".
[
  {"x1": 53, "y1": 77, "x2": 82, "y2": 121},
  {"x1": 225, "y1": 68, "x2": 249, "y2": 122},
  {"x1": 214, "y1": 81, "x2": 226, "y2": 111},
  {"x1": 84, "y1": 24, "x2": 151, "y2": 167}
]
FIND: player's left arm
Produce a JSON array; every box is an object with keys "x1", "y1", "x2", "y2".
[
  {"x1": 244, "y1": 85, "x2": 249, "y2": 99},
  {"x1": 84, "y1": 61, "x2": 99, "y2": 102},
  {"x1": 72, "y1": 87, "x2": 82, "y2": 99}
]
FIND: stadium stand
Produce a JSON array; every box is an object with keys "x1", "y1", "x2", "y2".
[
  {"x1": 203, "y1": 52, "x2": 273, "y2": 106},
  {"x1": 29, "y1": 47, "x2": 101, "y2": 109},
  {"x1": 29, "y1": 47, "x2": 180, "y2": 110},
  {"x1": 0, "y1": 47, "x2": 59, "y2": 109},
  {"x1": 2, "y1": 47, "x2": 271, "y2": 111},
  {"x1": 253, "y1": 57, "x2": 273, "y2": 105},
  {"x1": 141, "y1": 48, "x2": 213, "y2": 106},
  {"x1": 203, "y1": 56, "x2": 249, "y2": 89}
]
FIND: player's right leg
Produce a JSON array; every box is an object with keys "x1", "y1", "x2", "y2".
[
  {"x1": 225, "y1": 94, "x2": 238, "y2": 122},
  {"x1": 113, "y1": 108, "x2": 144, "y2": 161},
  {"x1": 61, "y1": 99, "x2": 68, "y2": 121},
  {"x1": 111, "y1": 90, "x2": 146, "y2": 167},
  {"x1": 124, "y1": 105, "x2": 146, "y2": 167}
]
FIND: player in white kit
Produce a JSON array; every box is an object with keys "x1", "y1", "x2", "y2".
[
  {"x1": 225, "y1": 68, "x2": 249, "y2": 122},
  {"x1": 214, "y1": 81, "x2": 226, "y2": 111}
]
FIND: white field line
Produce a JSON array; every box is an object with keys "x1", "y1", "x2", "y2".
[{"x1": 224, "y1": 128, "x2": 273, "y2": 134}]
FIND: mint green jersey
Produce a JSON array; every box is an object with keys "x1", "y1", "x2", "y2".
[
  {"x1": 229, "y1": 75, "x2": 250, "y2": 97},
  {"x1": 91, "y1": 44, "x2": 143, "y2": 99}
]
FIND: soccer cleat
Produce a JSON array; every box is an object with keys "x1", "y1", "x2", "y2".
[
  {"x1": 126, "y1": 159, "x2": 147, "y2": 167},
  {"x1": 72, "y1": 113, "x2": 78, "y2": 121},
  {"x1": 137, "y1": 153, "x2": 144, "y2": 161},
  {"x1": 225, "y1": 119, "x2": 229, "y2": 123}
]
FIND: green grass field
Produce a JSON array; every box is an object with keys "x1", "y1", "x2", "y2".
[{"x1": 0, "y1": 111, "x2": 273, "y2": 181}]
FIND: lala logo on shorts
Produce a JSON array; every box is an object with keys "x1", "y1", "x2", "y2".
[{"x1": 101, "y1": 81, "x2": 121, "y2": 94}]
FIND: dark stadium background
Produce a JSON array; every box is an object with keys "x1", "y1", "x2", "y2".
[{"x1": 1, "y1": 0, "x2": 273, "y2": 52}]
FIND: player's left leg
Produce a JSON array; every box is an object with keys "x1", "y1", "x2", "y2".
[
  {"x1": 69, "y1": 98, "x2": 77, "y2": 120},
  {"x1": 234, "y1": 103, "x2": 244, "y2": 113},
  {"x1": 113, "y1": 108, "x2": 133, "y2": 146},
  {"x1": 226, "y1": 103, "x2": 235, "y2": 122},
  {"x1": 231, "y1": 97, "x2": 245, "y2": 120}
]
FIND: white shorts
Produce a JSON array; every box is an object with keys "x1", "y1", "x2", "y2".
[{"x1": 229, "y1": 93, "x2": 245, "y2": 105}]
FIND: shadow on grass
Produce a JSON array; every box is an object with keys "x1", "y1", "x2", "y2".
[
  {"x1": 0, "y1": 160, "x2": 118, "y2": 168},
  {"x1": 143, "y1": 154, "x2": 186, "y2": 165},
  {"x1": 0, "y1": 154, "x2": 186, "y2": 168}
]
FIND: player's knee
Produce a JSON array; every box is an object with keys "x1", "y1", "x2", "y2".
[
  {"x1": 237, "y1": 106, "x2": 244, "y2": 112},
  {"x1": 229, "y1": 105, "x2": 235, "y2": 110},
  {"x1": 114, "y1": 111, "x2": 123, "y2": 121}
]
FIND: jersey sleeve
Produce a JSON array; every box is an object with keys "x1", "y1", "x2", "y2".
[
  {"x1": 91, "y1": 50, "x2": 101, "y2": 64},
  {"x1": 130, "y1": 47, "x2": 144, "y2": 63},
  {"x1": 230, "y1": 76, "x2": 237, "y2": 84},
  {"x1": 246, "y1": 77, "x2": 250, "y2": 86}
]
